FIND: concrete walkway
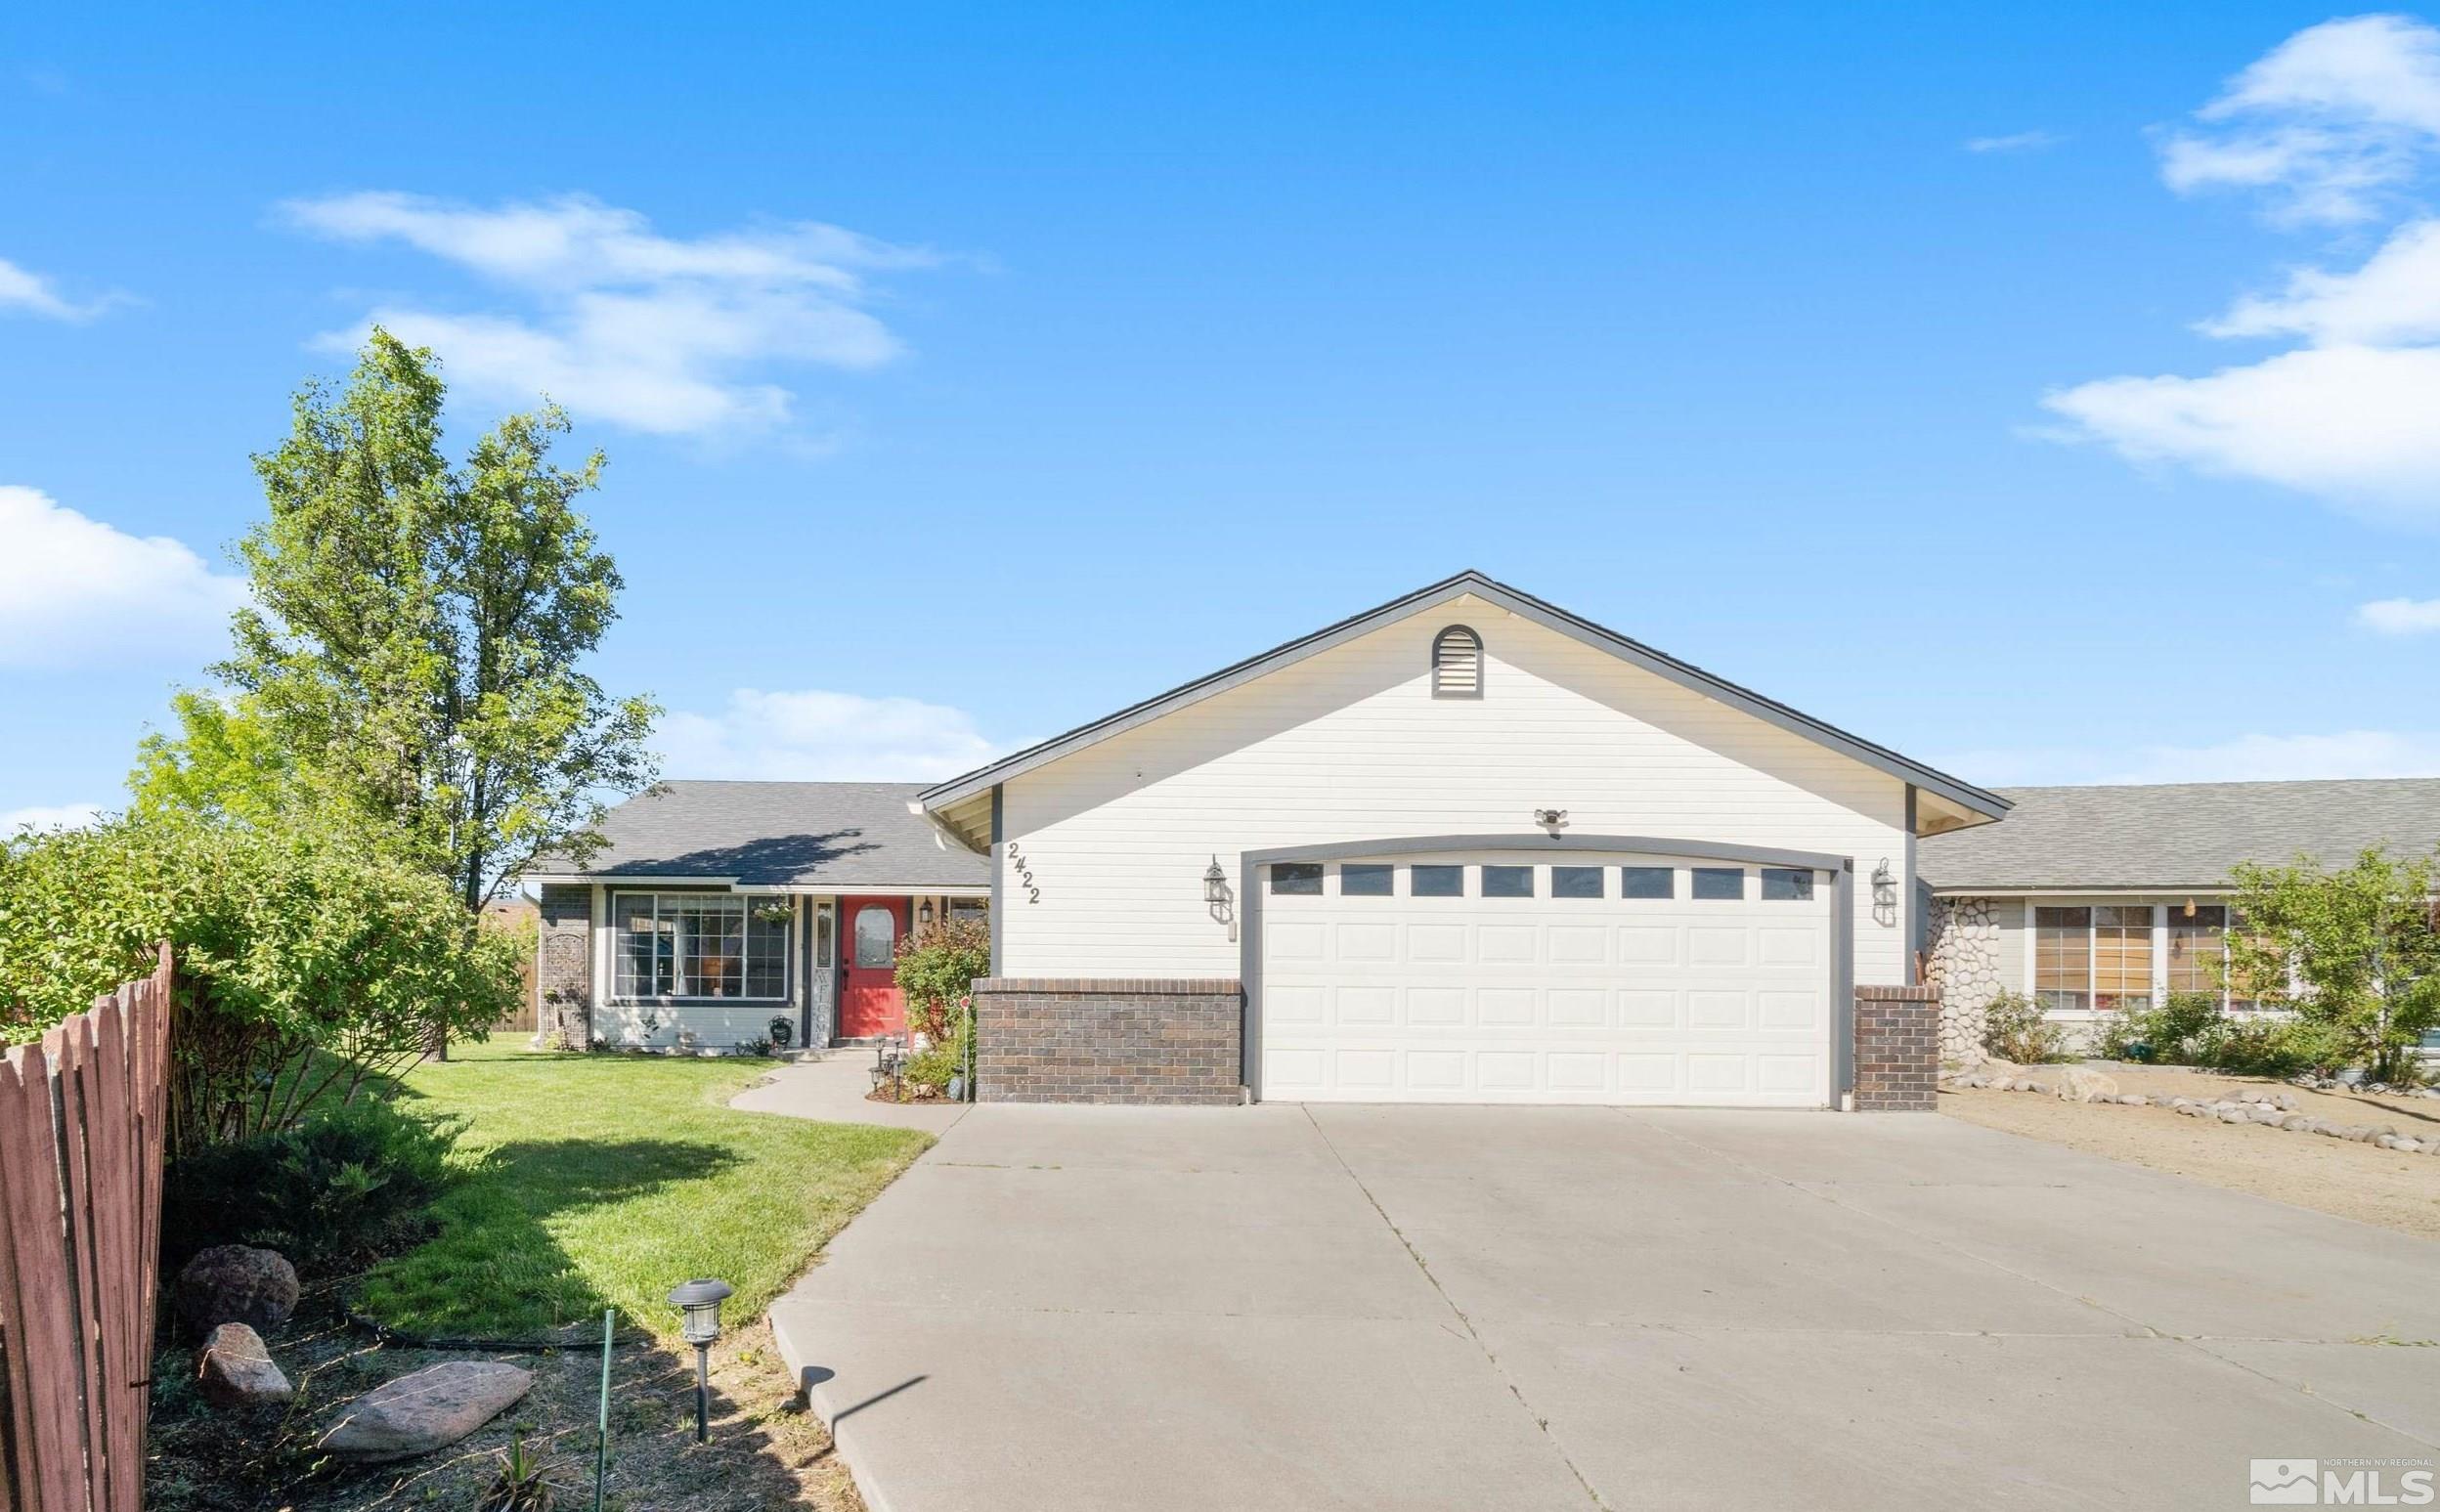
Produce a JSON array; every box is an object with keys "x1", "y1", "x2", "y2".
[
  {"x1": 729, "y1": 1049, "x2": 969, "y2": 1133},
  {"x1": 767, "y1": 1102, "x2": 2440, "y2": 1511}
]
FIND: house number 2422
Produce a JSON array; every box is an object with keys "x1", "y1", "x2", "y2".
[{"x1": 1005, "y1": 842, "x2": 1040, "y2": 903}]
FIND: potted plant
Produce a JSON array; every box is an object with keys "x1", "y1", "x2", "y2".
[
  {"x1": 752, "y1": 900, "x2": 794, "y2": 926},
  {"x1": 768, "y1": 1015, "x2": 795, "y2": 1052}
]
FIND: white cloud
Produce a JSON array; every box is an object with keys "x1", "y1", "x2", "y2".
[
  {"x1": 1965, "y1": 130, "x2": 2062, "y2": 153},
  {"x1": 2357, "y1": 594, "x2": 2440, "y2": 632},
  {"x1": 656, "y1": 688, "x2": 1007, "y2": 781},
  {"x1": 2042, "y1": 343, "x2": 2440, "y2": 516},
  {"x1": 1946, "y1": 729, "x2": 2440, "y2": 786},
  {"x1": 2162, "y1": 14, "x2": 2440, "y2": 225},
  {"x1": 0, "y1": 255, "x2": 122, "y2": 322},
  {"x1": 2, "y1": 803, "x2": 103, "y2": 834},
  {"x1": 280, "y1": 192, "x2": 940, "y2": 436},
  {"x1": 0, "y1": 485, "x2": 246, "y2": 668},
  {"x1": 2046, "y1": 19, "x2": 2440, "y2": 517}
]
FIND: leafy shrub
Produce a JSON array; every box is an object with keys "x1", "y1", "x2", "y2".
[
  {"x1": 893, "y1": 918, "x2": 989, "y2": 1043},
  {"x1": 161, "y1": 1096, "x2": 461, "y2": 1273},
  {"x1": 0, "y1": 814, "x2": 519, "y2": 1155},
  {"x1": 902, "y1": 998, "x2": 973, "y2": 1091},
  {"x1": 738, "y1": 1037, "x2": 773, "y2": 1058},
  {"x1": 1981, "y1": 990, "x2": 2070, "y2": 1063}
]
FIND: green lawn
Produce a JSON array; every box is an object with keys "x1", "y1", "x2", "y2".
[{"x1": 354, "y1": 1041, "x2": 929, "y2": 1341}]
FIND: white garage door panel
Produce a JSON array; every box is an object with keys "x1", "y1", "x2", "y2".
[{"x1": 1258, "y1": 851, "x2": 1834, "y2": 1107}]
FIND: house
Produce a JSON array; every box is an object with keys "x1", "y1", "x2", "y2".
[
  {"x1": 523, "y1": 781, "x2": 988, "y2": 1050},
  {"x1": 534, "y1": 571, "x2": 2013, "y2": 1108},
  {"x1": 1918, "y1": 778, "x2": 2440, "y2": 1061}
]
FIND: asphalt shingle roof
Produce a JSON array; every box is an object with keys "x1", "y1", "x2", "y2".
[
  {"x1": 1918, "y1": 778, "x2": 2440, "y2": 892},
  {"x1": 529, "y1": 781, "x2": 989, "y2": 889}
]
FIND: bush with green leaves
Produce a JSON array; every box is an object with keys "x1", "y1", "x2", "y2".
[
  {"x1": 0, "y1": 813, "x2": 520, "y2": 1154},
  {"x1": 1980, "y1": 990, "x2": 2071, "y2": 1063},
  {"x1": 893, "y1": 917, "x2": 989, "y2": 1043},
  {"x1": 160, "y1": 1096, "x2": 460, "y2": 1273},
  {"x1": 2226, "y1": 848, "x2": 2440, "y2": 1084}
]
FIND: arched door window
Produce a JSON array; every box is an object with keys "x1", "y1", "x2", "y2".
[{"x1": 852, "y1": 905, "x2": 897, "y2": 969}]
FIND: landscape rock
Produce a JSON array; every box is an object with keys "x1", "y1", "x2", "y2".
[
  {"x1": 316, "y1": 1361, "x2": 534, "y2": 1463},
  {"x1": 2055, "y1": 1067, "x2": 2119, "y2": 1102},
  {"x1": 195, "y1": 1322, "x2": 292, "y2": 1408},
  {"x1": 176, "y1": 1245, "x2": 299, "y2": 1337}
]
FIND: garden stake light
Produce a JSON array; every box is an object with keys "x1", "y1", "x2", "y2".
[
  {"x1": 595, "y1": 1309, "x2": 613, "y2": 1512},
  {"x1": 669, "y1": 1277, "x2": 733, "y2": 1444}
]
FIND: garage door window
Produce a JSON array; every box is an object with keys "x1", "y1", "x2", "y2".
[
  {"x1": 1411, "y1": 864, "x2": 1463, "y2": 897},
  {"x1": 1340, "y1": 863, "x2": 1393, "y2": 896},
  {"x1": 1270, "y1": 863, "x2": 1324, "y2": 895},
  {"x1": 1691, "y1": 867, "x2": 1745, "y2": 900},
  {"x1": 1619, "y1": 866, "x2": 1674, "y2": 899},
  {"x1": 1482, "y1": 865, "x2": 1534, "y2": 897},
  {"x1": 1551, "y1": 865, "x2": 1603, "y2": 899},
  {"x1": 1761, "y1": 867, "x2": 1814, "y2": 901}
]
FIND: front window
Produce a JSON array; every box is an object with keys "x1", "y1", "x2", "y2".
[{"x1": 613, "y1": 892, "x2": 789, "y2": 1001}]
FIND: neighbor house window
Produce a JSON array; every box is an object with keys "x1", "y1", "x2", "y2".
[
  {"x1": 613, "y1": 892, "x2": 789, "y2": 1001},
  {"x1": 2035, "y1": 904, "x2": 2157, "y2": 1014},
  {"x1": 2166, "y1": 904, "x2": 2228, "y2": 996},
  {"x1": 1691, "y1": 867, "x2": 1744, "y2": 900},
  {"x1": 1270, "y1": 862, "x2": 1324, "y2": 895},
  {"x1": 1619, "y1": 866, "x2": 1674, "y2": 899},
  {"x1": 1551, "y1": 866, "x2": 1603, "y2": 899},
  {"x1": 950, "y1": 897, "x2": 989, "y2": 926},
  {"x1": 1431, "y1": 625, "x2": 1483, "y2": 698},
  {"x1": 2092, "y1": 905, "x2": 2153, "y2": 1012},
  {"x1": 1482, "y1": 865, "x2": 1533, "y2": 897},
  {"x1": 1411, "y1": 864, "x2": 1464, "y2": 897},
  {"x1": 2032, "y1": 906, "x2": 2091, "y2": 1012},
  {"x1": 1340, "y1": 864, "x2": 1393, "y2": 896}
]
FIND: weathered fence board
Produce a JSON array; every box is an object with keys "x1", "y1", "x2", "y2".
[{"x1": 0, "y1": 950, "x2": 174, "y2": 1512}]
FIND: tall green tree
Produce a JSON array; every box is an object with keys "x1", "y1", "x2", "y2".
[
  {"x1": 133, "y1": 329, "x2": 657, "y2": 908},
  {"x1": 2225, "y1": 847, "x2": 2440, "y2": 1083}
]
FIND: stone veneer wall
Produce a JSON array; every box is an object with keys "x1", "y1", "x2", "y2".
[
  {"x1": 1853, "y1": 984, "x2": 1940, "y2": 1111},
  {"x1": 1923, "y1": 895, "x2": 2002, "y2": 1066},
  {"x1": 971, "y1": 978, "x2": 1246, "y2": 1105},
  {"x1": 536, "y1": 884, "x2": 592, "y2": 1049}
]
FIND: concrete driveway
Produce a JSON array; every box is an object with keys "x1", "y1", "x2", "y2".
[{"x1": 767, "y1": 1102, "x2": 2440, "y2": 1511}]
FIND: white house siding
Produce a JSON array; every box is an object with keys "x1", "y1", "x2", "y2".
[{"x1": 998, "y1": 594, "x2": 1915, "y2": 985}]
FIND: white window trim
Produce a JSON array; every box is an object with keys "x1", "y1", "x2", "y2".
[
  {"x1": 609, "y1": 889, "x2": 796, "y2": 1006},
  {"x1": 2022, "y1": 895, "x2": 2243, "y2": 1016}
]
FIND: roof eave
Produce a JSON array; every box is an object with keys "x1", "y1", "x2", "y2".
[{"x1": 918, "y1": 570, "x2": 2010, "y2": 819}]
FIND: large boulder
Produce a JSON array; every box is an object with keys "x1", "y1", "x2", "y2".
[
  {"x1": 317, "y1": 1361, "x2": 534, "y2": 1463},
  {"x1": 195, "y1": 1322, "x2": 293, "y2": 1408},
  {"x1": 176, "y1": 1245, "x2": 299, "y2": 1337}
]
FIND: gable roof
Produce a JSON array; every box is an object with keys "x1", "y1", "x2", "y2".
[
  {"x1": 1917, "y1": 778, "x2": 2440, "y2": 892},
  {"x1": 526, "y1": 781, "x2": 989, "y2": 889},
  {"x1": 916, "y1": 570, "x2": 2009, "y2": 822}
]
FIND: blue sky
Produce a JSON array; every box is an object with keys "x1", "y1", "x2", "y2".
[{"x1": 7, "y1": 2, "x2": 2440, "y2": 828}]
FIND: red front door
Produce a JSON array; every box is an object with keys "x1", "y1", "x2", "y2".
[{"x1": 839, "y1": 896, "x2": 910, "y2": 1039}]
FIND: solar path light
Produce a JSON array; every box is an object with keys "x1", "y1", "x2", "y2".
[{"x1": 668, "y1": 1277, "x2": 733, "y2": 1443}]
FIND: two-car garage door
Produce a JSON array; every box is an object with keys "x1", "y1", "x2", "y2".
[{"x1": 1256, "y1": 849, "x2": 1836, "y2": 1106}]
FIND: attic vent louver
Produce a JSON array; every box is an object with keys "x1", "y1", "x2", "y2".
[{"x1": 1431, "y1": 624, "x2": 1483, "y2": 699}]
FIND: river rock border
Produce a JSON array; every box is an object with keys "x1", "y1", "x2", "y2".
[{"x1": 1941, "y1": 1066, "x2": 2440, "y2": 1155}]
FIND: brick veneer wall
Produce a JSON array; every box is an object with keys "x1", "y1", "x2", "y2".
[
  {"x1": 971, "y1": 978, "x2": 1245, "y2": 1105},
  {"x1": 1853, "y1": 984, "x2": 1940, "y2": 1111},
  {"x1": 536, "y1": 884, "x2": 592, "y2": 1050}
]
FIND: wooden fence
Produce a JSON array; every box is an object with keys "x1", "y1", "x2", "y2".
[{"x1": 0, "y1": 949, "x2": 174, "y2": 1512}]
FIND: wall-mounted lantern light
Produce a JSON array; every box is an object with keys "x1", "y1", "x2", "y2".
[
  {"x1": 668, "y1": 1277, "x2": 733, "y2": 1443},
  {"x1": 1202, "y1": 856, "x2": 1228, "y2": 906},
  {"x1": 918, "y1": 899, "x2": 935, "y2": 929}
]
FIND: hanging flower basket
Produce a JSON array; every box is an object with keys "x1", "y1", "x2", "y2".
[{"x1": 751, "y1": 900, "x2": 794, "y2": 926}]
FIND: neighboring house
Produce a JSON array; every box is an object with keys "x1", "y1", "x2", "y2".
[
  {"x1": 530, "y1": 572, "x2": 2011, "y2": 1105},
  {"x1": 1918, "y1": 778, "x2": 2440, "y2": 1062},
  {"x1": 523, "y1": 781, "x2": 988, "y2": 1049}
]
